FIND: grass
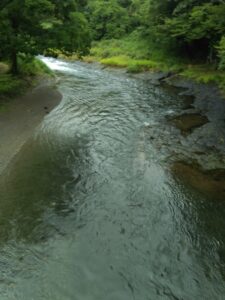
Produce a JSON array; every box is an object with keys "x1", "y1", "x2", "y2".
[
  {"x1": 0, "y1": 56, "x2": 53, "y2": 95},
  {"x1": 181, "y1": 64, "x2": 225, "y2": 89},
  {"x1": 100, "y1": 55, "x2": 161, "y2": 71},
  {"x1": 0, "y1": 74, "x2": 24, "y2": 96},
  {"x1": 89, "y1": 32, "x2": 185, "y2": 72},
  {"x1": 0, "y1": 74, "x2": 26, "y2": 112},
  {"x1": 82, "y1": 31, "x2": 225, "y2": 93},
  {"x1": 90, "y1": 32, "x2": 151, "y2": 60},
  {"x1": 18, "y1": 56, "x2": 54, "y2": 77},
  {"x1": 0, "y1": 56, "x2": 53, "y2": 110}
]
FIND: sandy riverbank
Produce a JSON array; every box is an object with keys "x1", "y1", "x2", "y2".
[{"x1": 0, "y1": 78, "x2": 62, "y2": 174}]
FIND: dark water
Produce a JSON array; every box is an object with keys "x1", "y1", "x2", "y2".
[{"x1": 0, "y1": 58, "x2": 225, "y2": 299}]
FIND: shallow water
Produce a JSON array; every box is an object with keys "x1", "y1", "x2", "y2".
[{"x1": 0, "y1": 58, "x2": 225, "y2": 299}]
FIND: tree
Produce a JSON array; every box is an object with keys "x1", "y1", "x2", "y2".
[
  {"x1": 162, "y1": 2, "x2": 225, "y2": 60},
  {"x1": 85, "y1": 0, "x2": 129, "y2": 40},
  {"x1": 141, "y1": 0, "x2": 225, "y2": 62},
  {"x1": 217, "y1": 36, "x2": 225, "y2": 70},
  {"x1": 0, "y1": 0, "x2": 91, "y2": 74}
]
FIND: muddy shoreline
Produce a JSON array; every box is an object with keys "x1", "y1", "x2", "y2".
[{"x1": 0, "y1": 78, "x2": 62, "y2": 175}]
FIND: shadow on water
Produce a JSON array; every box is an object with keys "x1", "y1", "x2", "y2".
[
  {"x1": 170, "y1": 161, "x2": 225, "y2": 281},
  {"x1": 0, "y1": 133, "x2": 89, "y2": 244}
]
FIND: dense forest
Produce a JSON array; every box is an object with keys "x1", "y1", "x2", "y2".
[
  {"x1": 0, "y1": 0, "x2": 90, "y2": 74},
  {"x1": 84, "y1": 0, "x2": 225, "y2": 66},
  {"x1": 0, "y1": 0, "x2": 225, "y2": 82}
]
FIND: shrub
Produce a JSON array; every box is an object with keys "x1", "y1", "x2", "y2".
[
  {"x1": 218, "y1": 37, "x2": 225, "y2": 71},
  {"x1": 18, "y1": 56, "x2": 53, "y2": 76},
  {"x1": 0, "y1": 75, "x2": 23, "y2": 96}
]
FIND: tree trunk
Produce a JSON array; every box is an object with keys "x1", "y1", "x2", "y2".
[{"x1": 11, "y1": 50, "x2": 18, "y2": 75}]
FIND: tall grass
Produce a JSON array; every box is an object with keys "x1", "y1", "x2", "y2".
[
  {"x1": 0, "y1": 75, "x2": 23, "y2": 96},
  {"x1": 0, "y1": 57, "x2": 53, "y2": 100},
  {"x1": 87, "y1": 31, "x2": 225, "y2": 92},
  {"x1": 18, "y1": 56, "x2": 53, "y2": 76},
  {"x1": 89, "y1": 31, "x2": 185, "y2": 72}
]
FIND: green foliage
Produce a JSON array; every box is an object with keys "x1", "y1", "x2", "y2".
[
  {"x1": 181, "y1": 64, "x2": 225, "y2": 92},
  {"x1": 217, "y1": 36, "x2": 225, "y2": 70},
  {"x1": 91, "y1": 32, "x2": 151, "y2": 59},
  {"x1": 101, "y1": 55, "x2": 133, "y2": 67},
  {"x1": 84, "y1": 0, "x2": 225, "y2": 68},
  {"x1": 0, "y1": 0, "x2": 91, "y2": 74},
  {"x1": 85, "y1": 0, "x2": 130, "y2": 40},
  {"x1": 91, "y1": 32, "x2": 185, "y2": 70},
  {"x1": 100, "y1": 55, "x2": 167, "y2": 72},
  {"x1": 0, "y1": 57, "x2": 52, "y2": 99},
  {"x1": 18, "y1": 56, "x2": 53, "y2": 76},
  {"x1": 145, "y1": 1, "x2": 225, "y2": 62},
  {"x1": 0, "y1": 0, "x2": 224, "y2": 92},
  {"x1": 0, "y1": 63, "x2": 9, "y2": 74},
  {"x1": 88, "y1": 34, "x2": 225, "y2": 92},
  {"x1": 89, "y1": 34, "x2": 183, "y2": 73},
  {"x1": 0, "y1": 75, "x2": 23, "y2": 96}
]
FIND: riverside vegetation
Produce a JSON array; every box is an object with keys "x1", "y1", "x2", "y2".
[
  {"x1": 0, "y1": 0, "x2": 91, "y2": 99},
  {"x1": 1, "y1": 0, "x2": 225, "y2": 96},
  {"x1": 81, "y1": 0, "x2": 225, "y2": 91},
  {"x1": 0, "y1": 57, "x2": 53, "y2": 98}
]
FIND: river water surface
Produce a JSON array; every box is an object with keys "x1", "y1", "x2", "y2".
[{"x1": 0, "y1": 58, "x2": 225, "y2": 299}]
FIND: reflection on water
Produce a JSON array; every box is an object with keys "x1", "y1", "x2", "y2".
[
  {"x1": 0, "y1": 58, "x2": 225, "y2": 299},
  {"x1": 0, "y1": 138, "x2": 76, "y2": 243}
]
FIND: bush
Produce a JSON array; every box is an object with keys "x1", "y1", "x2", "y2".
[
  {"x1": 0, "y1": 56, "x2": 53, "y2": 98},
  {"x1": 0, "y1": 74, "x2": 23, "y2": 96},
  {"x1": 18, "y1": 56, "x2": 53, "y2": 76},
  {"x1": 218, "y1": 37, "x2": 225, "y2": 71}
]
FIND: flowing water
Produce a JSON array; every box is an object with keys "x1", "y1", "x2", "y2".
[{"x1": 0, "y1": 58, "x2": 225, "y2": 299}]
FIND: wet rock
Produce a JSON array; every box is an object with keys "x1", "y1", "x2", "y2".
[
  {"x1": 163, "y1": 74, "x2": 196, "y2": 92},
  {"x1": 181, "y1": 95, "x2": 195, "y2": 110},
  {"x1": 153, "y1": 71, "x2": 173, "y2": 81},
  {"x1": 131, "y1": 71, "x2": 172, "y2": 85},
  {"x1": 171, "y1": 113, "x2": 208, "y2": 134},
  {"x1": 171, "y1": 161, "x2": 225, "y2": 201}
]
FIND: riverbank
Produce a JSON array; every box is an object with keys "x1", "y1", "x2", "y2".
[
  {"x1": 0, "y1": 57, "x2": 54, "y2": 101},
  {"x1": 66, "y1": 47, "x2": 225, "y2": 197},
  {"x1": 59, "y1": 46, "x2": 225, "y2": 172},
  {"x1": 77, "y1": 37, "x2": 225, "y2": 183},
  {"x1": 76, "y1": 34, "x2": 225, "y2": 94},
  {"x1": 0, "y1": 77, "x2": 62, "y2": 174}
]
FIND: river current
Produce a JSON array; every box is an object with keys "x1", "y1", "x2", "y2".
[{"x1": 0, "y1": 58, "x2": 225, "y2": 299}]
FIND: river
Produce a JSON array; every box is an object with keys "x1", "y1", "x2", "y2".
[{"x1": 0, "y1": 57, "x2": 225, "y2": 299}]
